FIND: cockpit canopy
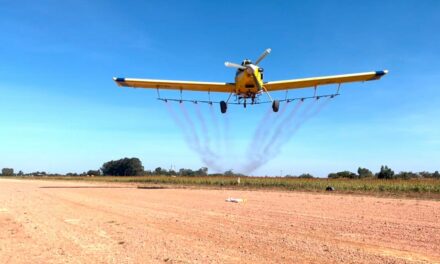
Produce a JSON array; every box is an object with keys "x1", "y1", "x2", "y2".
[{"x1": 241, "y1": 59, "x2": 252, "y2": 66}]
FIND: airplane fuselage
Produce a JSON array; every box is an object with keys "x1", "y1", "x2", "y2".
[{"x1": 234, "y1": 64, "x2": 264, "y2": 100}]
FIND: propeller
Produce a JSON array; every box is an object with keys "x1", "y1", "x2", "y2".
[
  {"x1": 224, "y1": 61, "x2": 246, "y2": 70},
  {"x1": 224, "y1": 49, "x2": 274, "y2": 102},
  {"x1": 254, "y1": 48, "x2": 271, "y2": 65},
  {"x1": 224, "y1": 48, "x2": 271, "y2": 70}
]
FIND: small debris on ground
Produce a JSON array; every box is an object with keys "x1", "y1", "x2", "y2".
[{"x1": 225, "y1": 197, "x2": 246, "y2": 203}]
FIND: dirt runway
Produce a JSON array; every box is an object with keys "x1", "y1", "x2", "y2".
[{"x1": 0, "y1": 179, "x2": 439, "y2": 263}]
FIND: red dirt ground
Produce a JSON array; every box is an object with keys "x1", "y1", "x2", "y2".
[{"x1": 1, "y1": 179, "x2": 439, "y2": 263}]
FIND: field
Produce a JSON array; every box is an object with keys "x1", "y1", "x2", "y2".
[
  {"x1": 1, "y1": 178, "x2": 439, "y2": 263},
  {"x1": 18, "y1": 175, "x2": 440, "y2": 199}
]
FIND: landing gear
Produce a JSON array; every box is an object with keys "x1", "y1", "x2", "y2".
[
  {"x1": 272, "y1": 100, "x2": 280, "y2": 112},
  {"x1": 220, "y1": 101, "x2": 227, "y2": 114}
]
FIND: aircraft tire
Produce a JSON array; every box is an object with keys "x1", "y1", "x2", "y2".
[
  {"x1": 220, "y1": 101, "x2": 227, "y2": 114},
  {"x1": 272, "y1": 100, "x2": 280, "y2": 112}
]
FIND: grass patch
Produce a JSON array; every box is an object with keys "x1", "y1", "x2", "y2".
[{"x1": 7, "y1": 175, "x2": 440, "y2": 199}]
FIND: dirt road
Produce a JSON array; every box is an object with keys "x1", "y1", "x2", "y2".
[{"x1": 0, "y1": 179, "x2": 439, "y2": 263}]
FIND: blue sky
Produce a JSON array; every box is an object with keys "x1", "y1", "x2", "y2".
[{"x1": 1, "y1": 1, "x2": 439, "y2": 176}]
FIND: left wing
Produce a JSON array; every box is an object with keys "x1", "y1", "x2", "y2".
[
  {"x1": 113, "y1": 77, "x2": 235, "y2": 93},
  {"x1": 264, "y1": 70, "x2": 388, "y2": 91}
]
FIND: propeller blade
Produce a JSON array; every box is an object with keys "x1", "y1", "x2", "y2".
[
  {"x1": 255, "y1": 48, "x2": 271, "y2": 65},
  {"x1": 225, "y1": 61, "x2": 246, "y2": 70}
]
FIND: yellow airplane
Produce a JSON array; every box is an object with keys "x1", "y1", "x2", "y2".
[{"x1": 114, "y1": 48, "x2": 388, "y2": 113}]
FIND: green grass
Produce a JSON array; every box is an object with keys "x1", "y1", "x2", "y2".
[{"x1": 11, "y1": 175, "x2": 440, "y2": 198}]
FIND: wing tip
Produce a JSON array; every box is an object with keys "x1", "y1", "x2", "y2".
[
  {"x1": 375, "y1": 70, "x2": 389, "y2": 76},
  {"x1": 113, "y1": 77, "x2": 126, "y2": 82},
  {"x1": 371, "y1": 70, "x2": 388, "y2": 80},
  {"x1": 113, "y1": 77, "x2": 127, "y2": 87}
]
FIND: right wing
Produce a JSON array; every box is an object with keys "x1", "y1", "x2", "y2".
[
  {"x1": 264, "y1": 70, "x2": 388, "y2": 91},
  {"x1": 113, "y1": 77, "x2": 235, "y2": 93}
]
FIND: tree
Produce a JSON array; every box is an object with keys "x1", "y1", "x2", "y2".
[
  {"x1": 328, "y1": 173, "x2": 338, "y2": 179},
  {"x1": 154, "y1": 167, "x2": 163, "y2": 175},
  {"x1": 154, "y1": 167, "x2": 173, "y2": 176},
  {"x1": 224, "y1": 169, "x2": 234, "y2": 176},
  {"x1": 196, "y1": 167, "x2": 208, "y2": 176},
  {"x1": 179, "y1": 168, "x2": 195, "y2": 176},
  {"x1": 298, "y1": 173, "x2": 314, "y2": 178},
  {"x1": 87, "y1": 170, "x2": 101, "y2": 176},
  {"x1": 1, "y1": 168, "x2": 14, "y2": 176},
  {"x1": 101, "y1": 157, "x2": 144, "y2": 176},
  {"x1": 395, "y1": 171, "x2": 419, "y2": 179},
  {"x1": 419, "y1": 171, "x2": 432, "y2": 178},
  {"x1": 376, "y1": 165, "x2": 395, "y2": 179},
  {"x1": 357, "y1": 167, "x2": 373, "y2": 178},
  {"x1": 328, "y1": 171, "x2": 357, "y2": 179},
  {"x1": 419, "y1": 171, "x2": 440, "y2": 178}
]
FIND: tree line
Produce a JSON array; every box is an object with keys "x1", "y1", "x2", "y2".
[
  {"x1": 327, "y1": 166, "x2": 440, "y2": 179},
  {"x1": 1, "y1": 158, "x2": 439, "y2": 179},
  {"x1": 0, "y1": 158, "x2": 226, "y2": 177}
]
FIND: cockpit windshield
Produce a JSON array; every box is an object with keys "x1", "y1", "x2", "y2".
[{"x1": 241, "y1": 59, "x2": 252, "y2": 66}]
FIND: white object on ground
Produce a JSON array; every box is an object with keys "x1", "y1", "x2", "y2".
[{"x1": 225, "y1": 197, "x2": 246, "y2": 203}]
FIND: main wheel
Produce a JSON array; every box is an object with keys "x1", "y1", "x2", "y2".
[
  {"x1": 272, "y1": 100, "x2": 280, "y2": 112},
  {"x1": 220, "y1": 101, "x2": 227, "y2": 114}
]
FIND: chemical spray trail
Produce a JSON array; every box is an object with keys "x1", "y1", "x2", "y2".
[
  {"x1": 244, "y1": 108, "x2": 272, "y2": 169},
  {"x1": 260, "y1": 97, "x2": 332, "y2": 166},
  {"x1": 165, "y1": 102, "x2": 222, "y2": 171},
  {"x1": 209, "y1": 104, "x2": 221, "y2": 153},
  {"x1": 280, "y1": 97, "x2": 331, "y2": 145},
  {"x1": 180, "y1": 103, "x2": 223, "y2": 171},
  {"x1": 278, "y1": 97, "x2": 332, "y2": 147},
  {"x1": 164, "y1": 102, "x2": 193, "y2": 146},
  {"x1": 178, "y1": 103, "x2": 201, "y2": 151},
  {"x1": 264, "y1": 100, "x2": 312, "y2": 154},
  {"x1": 242, "y1": 101, "x2": 303, "y2": 174},
  {"x1": 250, "y1": 107, "x2": 273, "y2": 150},
  {"x1": 247, "y1": 104, "x2": 285, "y2": 157},
  {"x1": 222, "y1": 112, "x2": 231, "y2": 157},
  {"x1": 193, "y1": 103, "x2": 213, "y2": 156},
  {"x1": 258, "y1": 101, "x2": 303, "y2": 156},
  {"x1": 243, "y1": 102, "x2": 290, "y2": 172},
  {"x1": 164, "y1": 97, "x2": 332, "y2": 175},
  {"x1": 243, "y1": 98, "x2": 332, "y2": 174}
]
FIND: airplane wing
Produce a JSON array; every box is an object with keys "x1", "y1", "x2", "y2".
[
  {"x1": 113, "y1": 77, "x2": 235, "y2": 93},
  {"x1": 264, "y1": 70, "x2": 388, "y2": 91}
]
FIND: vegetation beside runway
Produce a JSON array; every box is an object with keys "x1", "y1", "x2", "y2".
[
  {"x1": 3, "y1": 158, "x2": 439, "y2": 198},
  {"x1": 11, "y1": 175, "x2": 440, "y2": 199}
]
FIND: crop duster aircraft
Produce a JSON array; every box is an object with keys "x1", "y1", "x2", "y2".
[{"x1": 114, "y1": 49, "x2": 388, "y2": 113}]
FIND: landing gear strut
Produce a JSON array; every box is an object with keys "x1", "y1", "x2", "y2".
[
  {"x1": 220, "y1": 101, "x2": 227, "y2": 114},
  {"x1": 272, "y1": 100, "x2": 280, "y2": 112}
]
